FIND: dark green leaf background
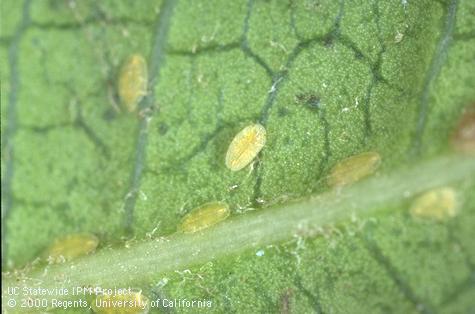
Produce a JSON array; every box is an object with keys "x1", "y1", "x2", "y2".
[{"x1": 1, "y1": 0, "x2": 475, "y2": 313}]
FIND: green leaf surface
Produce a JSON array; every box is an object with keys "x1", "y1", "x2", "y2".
[{"x1": 1, "y1": 0, "x2": 475, "y2": 313}]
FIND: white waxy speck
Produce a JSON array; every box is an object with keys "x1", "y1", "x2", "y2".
[
  {"x1": 139, "y1": 190, "x2": 148, "y2": 201},
  {"x1": 156, "y1": 278, "x2": 169, "y2": 289},
  {"x1": 268, "y1": 78, "x2": 283, "y2": 94},
  {"x1": 395, "y1": 31, "x2": 404, "y2": 43}
]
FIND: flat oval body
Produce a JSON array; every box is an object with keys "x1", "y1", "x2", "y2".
[
  {"x1": 327, "y1": 152, "x2": 381, "y2": 188},
  {"x1": 45, "y1": 233, "x2": 99, "y2": 263},
  {"x1": 179, "y1": 202, "x2": 230, "y2": 233},
  {"x1": 451, "y1": 104, "x2": 475, "y2": 153},
  {"x1": 118, "y1": 54, "x2": 148, "y2": 112},
  {"x1": 410, "y1": 187, "x2": 457, "y2": 221},
  {"x1": 225, "y1": 124, "x2": 266, "y2": 171},
  {"x1": 92, "y1": 291, "x2": 149, "y2": 314}
]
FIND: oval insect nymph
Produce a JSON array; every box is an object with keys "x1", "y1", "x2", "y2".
[
  {"x1": 45, "y1": 233, "x2": 99, "y2": 263},
  {"x1": 225, "y1": 123, "x2": 267, "y2": 171},
  {"x1": 118, "y1": 54, "x2": 148, "y2": 112},
  {"x1": 92, "y1": 290, "x2": 149, "y2": 314},
  {"x1": 179, "y1": 202, "x2": 230, "y2": 233},
  {"x1": 410, "y1": 187, "x2": 457, "y2": 221},
  {"x1": 327, "y1": 152, "x2": 381, "y2": 188}
]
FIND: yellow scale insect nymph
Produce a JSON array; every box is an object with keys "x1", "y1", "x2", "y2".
[
  {"x1": 225, "y1": 123, "x2": 267, "y2": 171},
  {"x1": 178, "y1": 202, "x2": 230, "y2": 233},
  {"x1": 118, "y1": 53, "x2": 148, "y2": 113},
  {"x1": 410, "y1": 187, "x2": 458, "y2": 221},
  {"x1": 327, "y1": 151, "x2": 381, "y2": 188},
  {"x1": 44, "y1": 233, "x2": 99, "y2": 263}
]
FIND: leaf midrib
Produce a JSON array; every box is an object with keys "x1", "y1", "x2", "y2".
[{"x1": 3, "y1": 153, "x2": 474, "y2": 312}]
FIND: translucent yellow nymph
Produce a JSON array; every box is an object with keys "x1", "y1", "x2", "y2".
[
  {"x1": 179, "y1": 202, "x2": 230, "y2": 233},
  {"x1": 45, "y1": 233, "x2": 99, "y2": 263},
  {"x1": 410, "y1": 187, "x2": 457, "y2": 221},
  {"x1": 118, "y1": 54, "x2": 148, "y2": 112},
  {"x1": 327, "y1": 151, "x2": 381, "y2": 188},
  {"x1": 225, "y1": 123, "x2": 267, "y2": 171},
  {"x1": 92, "y1": 290, "x2": 150, "y2": 314}
]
